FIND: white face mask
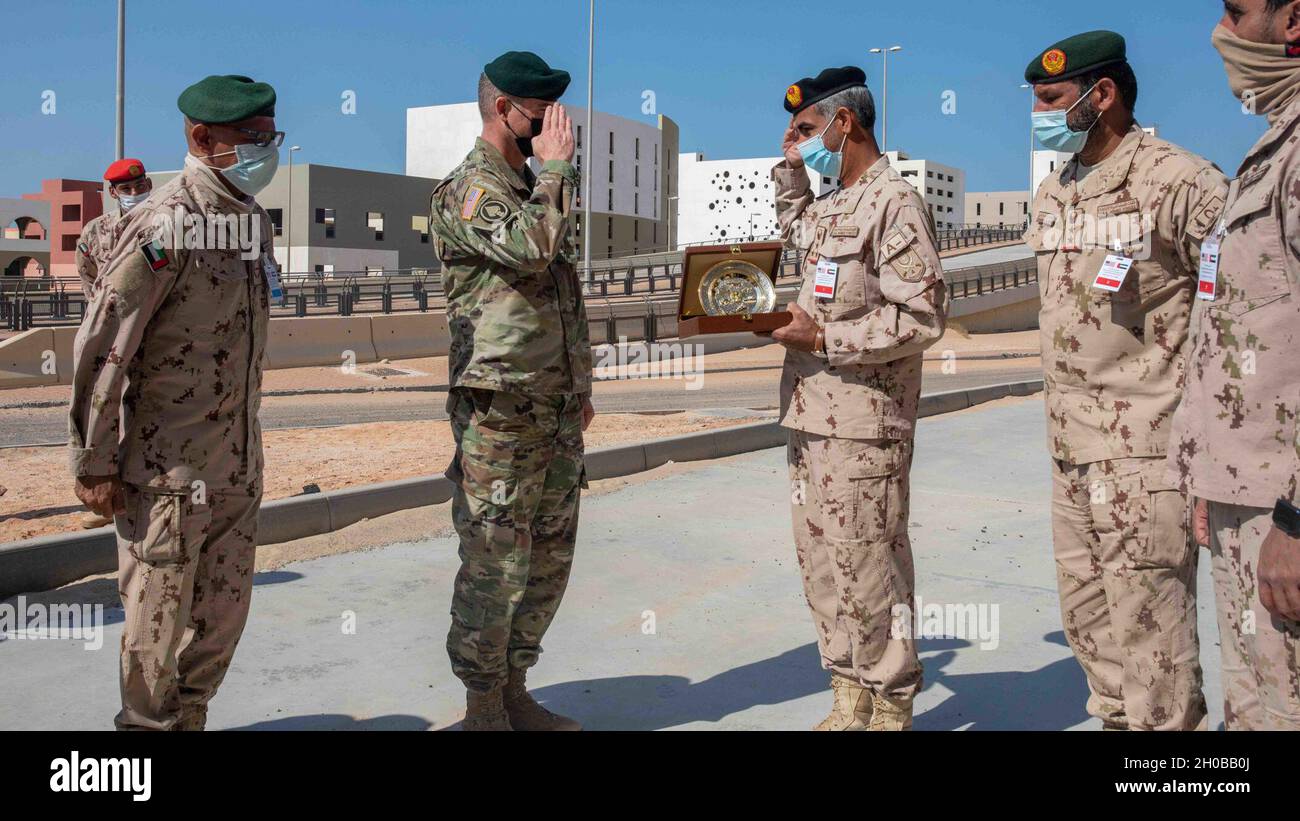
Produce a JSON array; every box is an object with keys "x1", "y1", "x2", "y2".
[
  {"x1": 189, "y1": 142, "x2": 280, "y2": 196},
  {"x1": 116, "y1": 191, "x2": 149, "y2": 213}
]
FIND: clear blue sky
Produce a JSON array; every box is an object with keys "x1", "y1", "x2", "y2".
[{"x1": 0, "y1": 0, "x2": 1261, "y2": 196}]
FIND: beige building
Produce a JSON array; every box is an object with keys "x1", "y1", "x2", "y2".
[
  {"x1": 407, "y1": 103, "x2": 679, "y2": 261},
  {"x1": 966, "y1": 191, "x2": 1030, "y2": 228}
]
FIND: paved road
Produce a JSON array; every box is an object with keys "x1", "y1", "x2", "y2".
[
  {"x1": 943, "y1": 243, "x2": 1032, "y2": 270},
  {"x1": 0, "y1": 364, "x2": 1043, "y2": 446},
  {"x1": 0, "y1": 398, "x2": 1222, "y2": 731}
]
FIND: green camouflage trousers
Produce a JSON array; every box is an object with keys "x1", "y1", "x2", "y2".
[{"x1": 445, "y1": 387, "x2": 586, "y2": 692}]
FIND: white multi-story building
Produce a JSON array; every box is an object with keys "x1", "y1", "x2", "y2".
[
  {"x1": 886, "y1": 151, "x2": 966, "y2": 229},
  {"x1": 675, "y1": 153, "x2": 813, "y2": 248},
  {"x1": 406, "y1": 103, "x2": 679, "y2": 260}
]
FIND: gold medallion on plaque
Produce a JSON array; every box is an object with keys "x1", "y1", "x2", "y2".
[{"x1": 697, "y1": 259, "x2": 777, "y2": 316}]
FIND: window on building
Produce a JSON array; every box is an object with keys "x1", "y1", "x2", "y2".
[
  {"x1": 635, "y1": 166, "x2": 639, "y2": 187},
  {"x1": 316, "y1": 207, "x2": 336, "y2": 239},
  {"x1": 926, "y1": 171, "x2": 933, "y2": 178},
  {"x1": 655, "y1": 143, "x2": 659, "y2": 166},
  {"x1": 367, "y1": 211, "x2": 385, "y2": 241},
  {"x1": 1022, "y1": 202, "x2": 1029, "y2": 215},
  {"x1": 901, "y1": 170, "x2": 918, "y2": 177},
  {"x1": 947, "y1": 191, "x2": 953, "y2": 198},
  {"x1": 634, "y1": 193, "x2": 639, "y2": 215},
  {"x1": 412, "y1": 215, "x2": 430, "y2": 244},
  {"x1": 636, "y1": 137, "x2": 640, "y2": 160},
  {"x1": 608, "y1": 189, "x2": 614, "y2": 211},
  {"x1": 927, "y1": 187, "x2": 933, "y2": 195},
  {"x1": 976, "y1": 203, "x2": 982, "y2": 216},
  {"x1": 267, "y1": 208, "x2": 284, "y2": 236},
  {"x1": 607, "y1": 219, "x2": 613, "y2": 240},
  {"x1": 607, "y1": 245, "x2": 613, "y2": 259},
  {"x1": 822, "y1": 176, "x2": 831, "y2": 185},
  {"x1": 999, "y1": 203, "x2": 1005, "y2": 216},
  {"x1": 634, "y1": 221, "x2": 639, "y2": 242},
  {"x1": 365, "y1": 266, "x2": 384, "y2": 277},
  {"x1": 609, "y1": 131, "x2": 614, "y2": 154},
  {"x1": 947, "y1": 175, "x2": 954, "y2": 182},
  {"x1": 577, "y1": 125, "x2": 582, "y2": 148}
]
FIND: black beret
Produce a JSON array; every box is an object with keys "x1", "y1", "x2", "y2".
[
  {"x1": 177, "y1": 74, "x2": 276, "y2": 123},
  {"x1": 484, "y1": 51, "x2": 571, "y2": 101},
  {"x1": 1025, "y1": 30, "x2": 1127, "y2": 85},
  {"x1": 783, "y1": 66, "x2": 867, "y2": 115}
]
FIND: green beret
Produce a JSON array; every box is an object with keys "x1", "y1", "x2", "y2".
[
  {"x1": 1025, "y1": 30, "x2": 1127, "y2": 85},
  {"x1": 177, "y1": 74, "x2": 276, "y2": 123},
  {"x1": 484, "y1": 51, "x2": 570, "y2": 101},
  {"x1": 783, "y1": 66, "x2": 867, "y2": 115}
]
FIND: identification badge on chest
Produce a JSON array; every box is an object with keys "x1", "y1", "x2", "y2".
[
  {"x1": 814, "y1": 258, "x2": 839, "y2": 299},
  {"x1": 260, "y1": 253, "x2": 284, "y2": 300},
  {"x1": 1092, "y1": 253, "x2": 1134, "y2": 293},
  {"x1": 1196, "y1": 222, "x2": 1225, "y2": 301}
]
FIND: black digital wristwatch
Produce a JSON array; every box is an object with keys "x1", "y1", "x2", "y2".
[{"x1": 1274, "y1": 498, "x2": 1300, "y2": 539}]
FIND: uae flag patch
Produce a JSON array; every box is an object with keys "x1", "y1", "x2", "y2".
[{"x1": 140, "y1": 239, "x2": 169, "y2": 271}]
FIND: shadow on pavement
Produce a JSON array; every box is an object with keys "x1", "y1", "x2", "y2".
[
  {"x1": 528, "y1": 632, "x2": 1090, "y2": 731},
  {"x1": 226, "y1": 713, "x2": 432, "y2": 731}
]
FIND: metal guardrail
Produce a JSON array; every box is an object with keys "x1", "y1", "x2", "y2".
[{"x1": 0, "y1": 226, "x2": 1029, "y2": 331}]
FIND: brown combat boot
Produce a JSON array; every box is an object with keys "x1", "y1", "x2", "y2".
[
  {"x1": 502, "y1": 668, "x2": 582, "y2": 731},
  {"x1": 463, "y1": 685, "x2": 513, "y2": 731},
  {"x1": 813, "y1": 675, "x2": 873, "y2": 731},
  {"x1": 866, "y1": 694, "x2": 913, "y2": 731}
]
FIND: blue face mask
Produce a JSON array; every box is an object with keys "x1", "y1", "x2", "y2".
[
  {"x1": 1031, "y1": 82, "x2": 1101, "y2": 154},
  {"x1": 196, "y1": 142, "x2": 280, "y2": 197},
  {"x1": 797, "y1": 118, "x2": 846, "y2": 180}
]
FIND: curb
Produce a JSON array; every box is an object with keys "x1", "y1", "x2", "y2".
[{"x1": 0, "y1": 379, "x2": 1043, "y2": 599}]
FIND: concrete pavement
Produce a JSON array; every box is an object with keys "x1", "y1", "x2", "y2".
[{"x1": 0, "y1": 397, "x2": 1223, "y2": 730}]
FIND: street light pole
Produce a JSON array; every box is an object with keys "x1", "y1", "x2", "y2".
[
  {"x1": 1022, "y1": 83, "x2": 1034, "y2": 220},
  {"x1": 869, "y1": 45, "x2": 902, "y2": 152},
  {"x1": 583, "y1": 0, "x2": 595, "y2": 281},
  {"x1": 115, "y1": 0, "x2": 125, "y2": 160},
  {"x1": 666, "y1": 194, "x2": 678, "y2": 252},
  {"x1": 286, "y1": 145, "x2": 301, "y2": 274}
]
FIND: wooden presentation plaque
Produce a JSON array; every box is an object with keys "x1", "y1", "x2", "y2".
[{"x1": 676, "y1": 241, "x2": 793, "y2": 338}]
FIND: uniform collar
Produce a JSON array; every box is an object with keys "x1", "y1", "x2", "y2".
[
  {"x1": 182, "y1": 157, "x2": 255, "y2": 214},
  {"x1": 473, "y1": 137, "x2": 534, "y2": 194},
  {"x1": 1238, "y1": 96, "x2": 1300, "y2": 176},
  {"x1": 1065, "y1": 124, "x2": 1145, "y2": 202},
  {"x1": 822, "y1": 154, "x2": 891, "y2": 215}
]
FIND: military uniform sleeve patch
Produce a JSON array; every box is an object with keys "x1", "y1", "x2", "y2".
[
  {"x1": 461, "y1": 185, "x2": 487, "y2": 221},
  {"x1": 77, "y1": 241, "x2": 89, "y2": 255},
  {"x1": 478, "y1": 199, "x2": 510, "y2": 224},
  {"x1": 139, "y1": 239, "x2": 170, "y2": 272},
  {"x1": 879, "y1": 225, "x2": 928, "y2": 283},
  {"x1": 1187, "y1": 193, "x2": 1226, "y2": 241}
]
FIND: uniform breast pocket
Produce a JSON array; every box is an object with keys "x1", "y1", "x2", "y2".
[
  {"x1": 816, "y1": 231, "x2": 870, "y2": 308},
  {"x1": 1218, "y1": 182, "x2": 1292, "y2": 307}
]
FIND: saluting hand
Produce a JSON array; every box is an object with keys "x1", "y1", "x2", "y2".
[
  {"x1": 533, "y1": 104, "x2": 575, "y2": 165},
  {"x1": 782, "y1": 125, "x2": 805, "y2": 169}
]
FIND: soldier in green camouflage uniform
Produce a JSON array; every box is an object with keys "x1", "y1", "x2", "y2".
[{"x1": 429, "y1": 51, "x2": 593, "y2": 731}]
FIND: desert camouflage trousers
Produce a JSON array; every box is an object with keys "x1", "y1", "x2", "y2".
[
  {"x1": 114, "y1": 483, "x2": 260, "y2": 731},
  {"x1": 788, "y1": 430, "x2": 922, "y2": 703},
  {"x1": 1052, "y1": 456, "x2": 1206, "y2": 730},
  {"x1": 1207, "y1": 502, "x2": 1300, "y2": 730},
  {"x1": 445, "y1": 387, "x2": 586, "y2": 693}
]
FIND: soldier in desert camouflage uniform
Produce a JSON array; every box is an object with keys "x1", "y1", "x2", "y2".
[
  {"x1": 1022, "y1": 32, "x2": 1228, "y2": 730},
  {"x1": 770, "y1": 66, "x2": 949, "y2": 731},
  {"x1": 1167, "y1": 6, "x2": 1300, "y2": 730},
  {"x1": 429, "y1": 51, "x2": 594, "y2": 732},
  {"x1": 75, "y1": 158, "x2": 153, "y2": 299},
  {"x1": 68, "y1": 75, "x2": 282, "y2": 731}
]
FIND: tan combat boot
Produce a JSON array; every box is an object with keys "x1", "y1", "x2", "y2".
[
  {"x1": 502, "y1": 668, "x2": 582, "y2": 731},
  {"x1": 463, "y1": 685, "x2": 513, "y2": 731},
  {"x1": 813, "y1": 675, "x2": 873, "y2": 731},
  {"x1": 866, "y1": 694, "x2": 913, "y2": 731}
]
